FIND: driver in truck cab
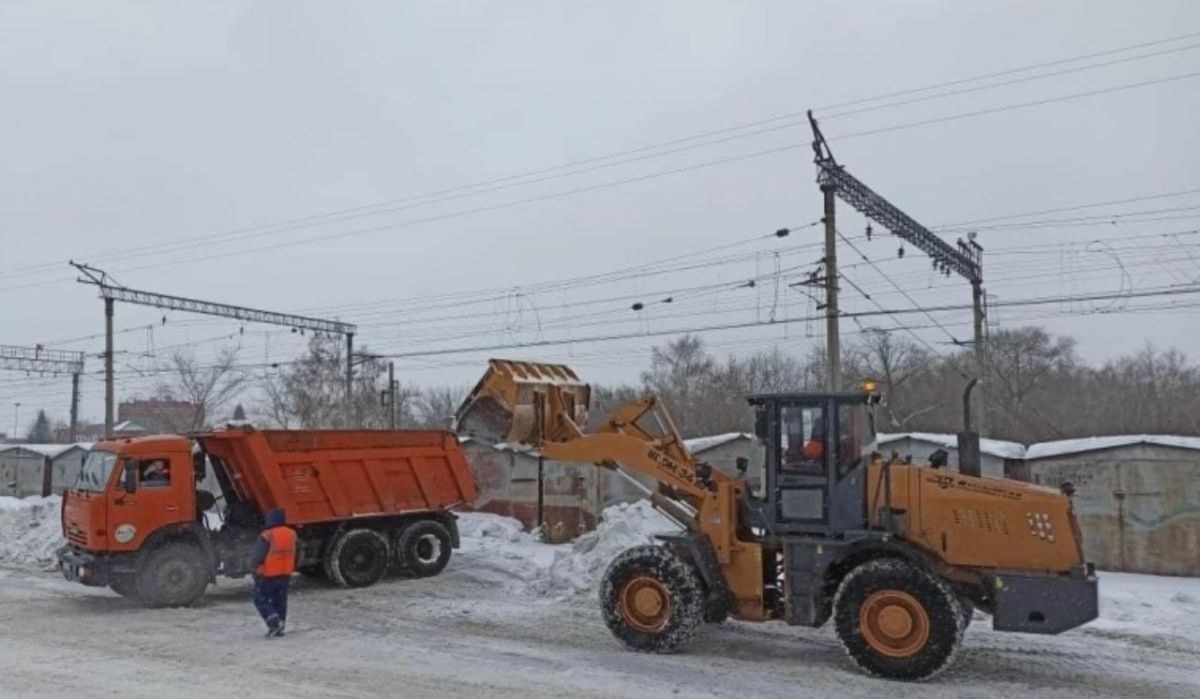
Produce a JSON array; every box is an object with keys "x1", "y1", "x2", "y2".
[{"x1": 249, "y1": 508, "x2": 296, "y2": 638}]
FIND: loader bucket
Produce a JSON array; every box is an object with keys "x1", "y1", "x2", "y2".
[{"x1": 455, "y1": 359, "x2": 591, "y2": 445}]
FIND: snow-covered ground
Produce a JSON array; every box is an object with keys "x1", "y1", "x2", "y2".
[{"x1": 1, "y1": 497, "x2": 1198, "y2": 698}]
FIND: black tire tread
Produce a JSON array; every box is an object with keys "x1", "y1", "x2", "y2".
[
  {"x1": 327, "y1": 528, "x2": 390, "y2": 589},
  {"x1": 599, "y1": 544, "x2": 705, "y2": 653},
  {"x1": 135, "y1": 543, "x2": 208, "y2": 608},
  {"x1": 832, "y1": 558, "x2": 963, "y2": 681},
  {"x1": 396, "y1": 520, "x2": 453, "y2": 578}
]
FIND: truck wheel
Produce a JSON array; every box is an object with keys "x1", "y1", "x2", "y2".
[
  {"x1": 833, "y1": 559, "x2": 962, "y2": 681},
  {"x1": 600, "y1": 545, "x2": 704, "y2": 653},
  {"x1": 396, "y1": 520, "x2": 453, "y2": 577},
  {"x1": 135, "y1": 543, "x2": 209, "y2": 608},
  {"x1": 110, "y1": 573, "x2": 141, "y2": 601},
  {"x1": 327, "y1": 529, "x2": 390, "y2": 588}
]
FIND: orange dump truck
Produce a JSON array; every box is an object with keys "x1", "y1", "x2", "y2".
[{"x1": 57, "y1": 427, "x2": 477, "y2": 607}]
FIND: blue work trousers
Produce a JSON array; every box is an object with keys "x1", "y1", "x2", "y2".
[{"x1": 253, "y1": 575, "x2": 290, "y2": 626}]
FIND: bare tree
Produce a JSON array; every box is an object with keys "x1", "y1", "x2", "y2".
[
  {"x1": 155, "y1": 347, "x2": 248, "y2": 431},
  {"x1": 258, "y1": 334, "x2": 393, "y2": 429},
  {"x1": 415, "y1": 385, "x2": 468, "y2": 428},
  {"x1": 845, "y1": 330, "x2": 940, "y2": 431}
]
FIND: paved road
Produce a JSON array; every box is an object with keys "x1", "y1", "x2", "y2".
[{"x1": 0, "y1": 558, "x2": 1196, "y2": 698}]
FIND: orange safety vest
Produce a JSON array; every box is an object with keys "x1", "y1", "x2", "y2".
[{"x1": 257, "y1": 526, "x2": 297, "y2": 577}]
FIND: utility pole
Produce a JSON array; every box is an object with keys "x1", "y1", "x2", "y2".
[
  {"x1": 387, "y1": 361, "x2": 397, "y2": 429},
  {"x1": 69, "y1": 371, "x2": 81, "y2": 442},
  {"x1": 967, "y1": 236, "x2": 988, "y2": 436},
  {"x1": 807, "y1": 112, "x2": 987, "y2": 433},
  {"x1": 71, "y1": 261, "x2": 355, "y2": 433},
  {"x1": 822, "y1": 183, "x2": 841, "y2": 391},
  {"x1": 345, "y1": 332, "x2": 355, "y2": 428},
  {"x1": 0, "y1": 345, "x2": 85, "y2": 440},
  {"x1": 104, "y1": 297, "x2": 114, "y2": 435}
]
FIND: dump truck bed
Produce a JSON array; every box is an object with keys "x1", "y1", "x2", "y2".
[{"x1": 199, "y1": 429, "x2": 477, "y2": 525}]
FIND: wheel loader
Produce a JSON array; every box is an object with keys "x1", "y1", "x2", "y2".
[{"x1": 455, "y1": 359, "x2": 1098, "y2": 681}]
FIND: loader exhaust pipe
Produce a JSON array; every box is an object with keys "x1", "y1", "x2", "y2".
[{"x1": 957, "y1": 378, "x2": 982, "y2": 478}]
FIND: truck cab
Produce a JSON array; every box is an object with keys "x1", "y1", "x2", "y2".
[{"x1": 60, "y1": 436, "x2": 206, "y2": 589}]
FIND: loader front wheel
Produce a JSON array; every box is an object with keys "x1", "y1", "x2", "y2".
[
  {"x1": 833, "y1": 559, "x2": 962, "y2": 681},
  {"x1": 600, "y1": 545, "x2": 704, "y2": 653}
]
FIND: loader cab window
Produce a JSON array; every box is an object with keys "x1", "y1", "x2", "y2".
[
  {"x1": 836, "y1": 403, "x2": 875, "y2": 479},
  {"x1": 780, "y1": 405, "x2": 826, "y2": 475},
  {"x1": 133, "y1": 458, "x2": 172, "y2": 489}
]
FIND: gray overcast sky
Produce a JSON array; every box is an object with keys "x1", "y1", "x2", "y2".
[{"x1": 2, "y1": 1, "x2": 1199, "y2": 428}]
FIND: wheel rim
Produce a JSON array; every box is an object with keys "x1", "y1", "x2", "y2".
[
  {"x1": 345, "y1": 543, "x2": 383, "y2": 582},
  {"x1": 859, "y1": 590, "x2": 930, "y2": 658},
  {"x1": 414, "y1": 534, "x2": 442, "y2": 565},
  {"x1": 160, "y1": 560, "x2": 192, "y2": 592},
  {"x1": 619, "y1": 576, "x2": 671, "y2": 633}
]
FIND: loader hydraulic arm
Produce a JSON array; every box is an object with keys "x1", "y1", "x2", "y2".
[{"x1": 455, "y1": 360, "x2": 729, "y2": 510}]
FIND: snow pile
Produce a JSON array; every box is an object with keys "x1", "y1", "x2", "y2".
[
  {"x1": 534, "y1": 500, "x2": 682, "y2": 596},
  {"x1": 0, "y1": 496, "x2": 64, "y2": 568},
  {"x1": 456, "y1": 511, "x2": 559, "y2": 592},
  {"x1": 456, "y1": 500, "x2": 682, "y2": 598}
]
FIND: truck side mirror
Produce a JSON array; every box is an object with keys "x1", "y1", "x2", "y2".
[{"x1": 122, "y1": 462, "x2": 138, "y2": 493}]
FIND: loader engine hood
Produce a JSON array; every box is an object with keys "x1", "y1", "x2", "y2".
[{"x1": 873, "y1": 463, "x2": 1088, "y2": 574}]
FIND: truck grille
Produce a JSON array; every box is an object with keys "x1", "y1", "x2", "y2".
[{"x1": 66, "y1": 529, "x2": 88, "y2": 548}]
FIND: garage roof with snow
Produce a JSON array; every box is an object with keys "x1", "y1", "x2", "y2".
[
  {"x1": 878, "y1": 432, "x2": 1027, "y2": 460},
  {"x1": 0, "y1": 443, "x2": 92, "y2": 459},
  {"x1": 684, "y1": 432, "x2": 753, "y2": 454},
  {"x1": 1024, "y1": 435, "x2": 1200, "y2": 460}
]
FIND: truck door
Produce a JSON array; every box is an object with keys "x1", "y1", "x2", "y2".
[{"x1": 109, "y1": 452, "x2": 192, "y2": 551}]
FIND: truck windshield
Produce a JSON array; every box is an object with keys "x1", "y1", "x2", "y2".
[{"x1": 76, "y1": 450, "x2": 118, "y2": 492}]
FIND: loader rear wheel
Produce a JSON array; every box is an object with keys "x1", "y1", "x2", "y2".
[
  {"x1": 833, "y1": 559, "x2": 962, "y2": 681},
  {"x1": 135, "y1": 543, "x2": 208, "y2": 608},
  {"x1": 600, "y1": 545, "x2": 704, "y2": 653},
  {"x1": 396, "y1": 520, "x2": 453, "y2": 578},
  {"x1": 327, "y1": 529, "x2": 390, "y2": 588}
]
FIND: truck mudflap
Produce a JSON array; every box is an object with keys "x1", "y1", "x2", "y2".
[
  {"x1": 56, "y1": 546, "x2": 136, "y2": 588},
  {"x1": 990, "y1": 565, "x2": 1098, "y2": 634}
]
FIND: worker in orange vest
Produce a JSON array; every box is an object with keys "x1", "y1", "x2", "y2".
[{"x1": 250, "y1": 507, "x2": 296, "y2": 637}]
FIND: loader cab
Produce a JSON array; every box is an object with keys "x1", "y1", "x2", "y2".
[{"x1": 750, "y1": 392, "x2": 877, "y2": 536}]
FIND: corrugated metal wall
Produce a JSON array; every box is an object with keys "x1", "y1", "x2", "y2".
[{"x1": 1026, "y1": 444, "x2": 1200, "y2": 576}]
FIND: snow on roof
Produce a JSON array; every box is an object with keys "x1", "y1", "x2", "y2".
[
  {"x1": 113, "y1": 420, "x2": 149, "y2": 433},
  {"x1": 684, "y1": 432, "x2": 753, "y2": 454},
  {"x1": 878, "y1": 432, "x2": 1027, "y2": 460},
  {"x1": 0, "y1": 443, "x2": 91, "y2": 459},
  {"x1": 1025, "y1": 435, "x2": 1200, "y2": 460}
]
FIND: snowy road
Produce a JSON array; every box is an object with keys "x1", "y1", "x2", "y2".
[{"x1": 1, "y1": 557, "x2": 1198, "y2": 699}]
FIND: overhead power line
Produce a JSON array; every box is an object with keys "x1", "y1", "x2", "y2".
[
  {"x1": 374, "y1": 284, "x2": 1200, "y2": 360},
  {"x1": 831, "y1": 70, "x2": 1200, "y2": 142},
  {"x1": 3, "y1": 32, "x2": 1199, "y2": 290}
]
